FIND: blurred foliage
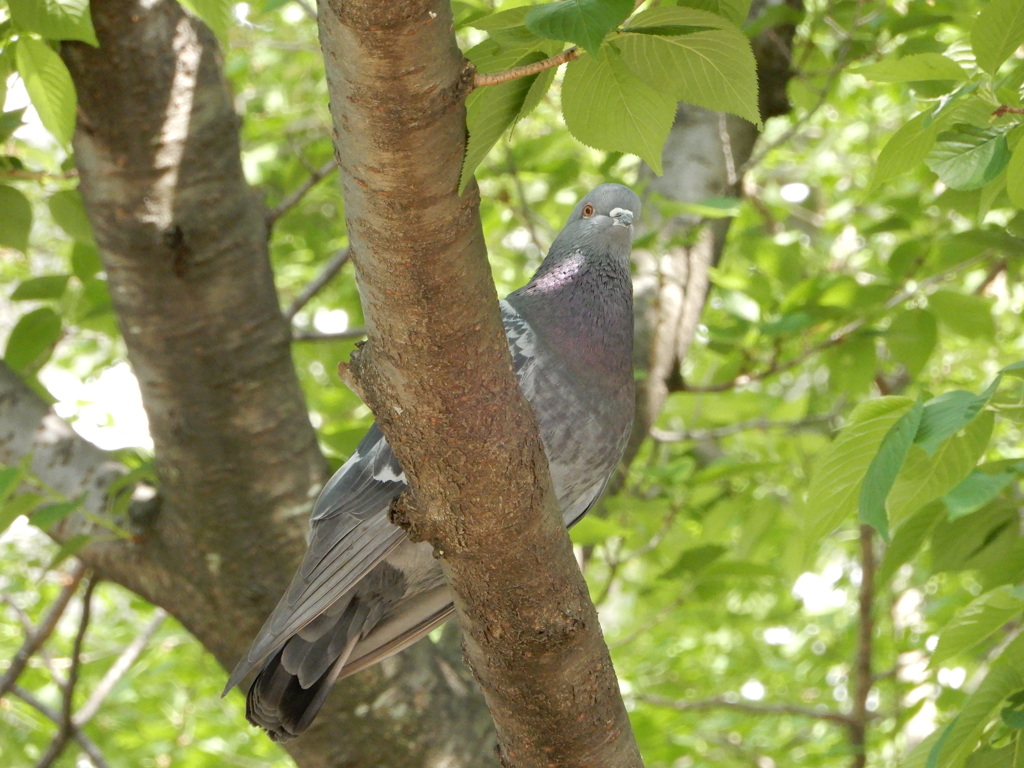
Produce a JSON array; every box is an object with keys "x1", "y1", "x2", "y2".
[{"x1": 3, "y1": 0, "x2": 1024, "y2": 767}]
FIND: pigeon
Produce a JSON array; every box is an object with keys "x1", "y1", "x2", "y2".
[{"x1": 225, "y1": 183, "x2": 641, "y2": 741}]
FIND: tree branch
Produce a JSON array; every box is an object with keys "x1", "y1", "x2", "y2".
[
  {"x1": 283, "y1": 247, "x2": 352, "y2": 321},
  {"x1": 266, "y1": 159, "x2": 338, "y2": 228},
  {"x1": 473, "y1": 47, "x2": 580, "y2": 88},
  {"x1": 318, "y1": 0, "x2": 641, "y2": 765},
  {"x1": 11, "y1": 687, "x2": 111, "y2": 768},
  {"x1": 637, "y1": 693, "x2": 856, "y2": 727},
  {"x1": 849, "y1": 525, "x2": 876, "y2": 768}
]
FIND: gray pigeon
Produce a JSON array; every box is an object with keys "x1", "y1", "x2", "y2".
[{"x1": 225, "y1": 183, "x2": 641, "y2": 741}]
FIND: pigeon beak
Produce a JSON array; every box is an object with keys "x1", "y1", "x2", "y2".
[{"x1": 610, "y1": 208, "x2": 634, "y2": 227}]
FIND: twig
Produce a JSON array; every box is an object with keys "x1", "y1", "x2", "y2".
[
  {"x1": 292, "y1": 327, "x2": 366, "y2": 342},
  {"x1": 74, "y1": 609, "x2": 167, "y2": 726},
  {"x1": 637, "y1": 693, "x2": 856, "y2": 727},
  {"x1": 683, "y1": 254, "x2": 988, "y2": 394},
  {"x1": 473, "y1": 47, "x2": 580, "y2": 89},
  {"x1": 283, "y1": 247, "x2": 351, "y2": 321},
  {"x1": 293, "y1": 0, "x2": 316, "y2": 21},
  {"x1": 594, "y1": 506, "x2": 677, "y2": 605},
  {"x1": 849, "y1": 525, "x2": 876, "y2": 768},
  {"x1": 0, "y1": 562, "x2": 87, "y2": 699},
  {"x1": 650, "y1": 409, "x2": 839, "y2": 442},
  {"x1": 993, "y1": 106, "x2": 1024, "y2": 117},
  {"x1": 11, "y1": 687, "x2": 111, "y2": 768},
  {"x1": 34, "y1": 576, "x2": 97, "y2": 768},
  {"x1": 266, "y1": 159, "x2": 337, "y2": 228}
]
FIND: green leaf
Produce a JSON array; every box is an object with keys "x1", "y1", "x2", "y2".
[
  {"x1": 614, "y1": 7, "x2": 761, "y2": 127},
  {"x1": 470, "y1": 6, "x2": 532, "y2": 31},
  {"x1": 14, "y1": 37, "x2": 77, "y2": 146},
  {"x1": 461, "y1": 52, "x2": 551, "y2": 194},
  {"x1": 1008, "y1": 136, "x2": 1024, "y2": 209},
  {"x1": 4, "y1": 308, "x2": 63, "y2": 374},
  {"x1": 561, "y1": 51, "x2": 675, "y2": 174},
  {"x1": 887, "y1": 309, "x2": 938, "y2": 379},
  {"x1": 8, "y1": 0, "x2": 98, "y2": 45},
  {"x1": 928, "y1": 290, "x2": 996, "y2": 340},
  {"x1": 802, "y1": 397, "x2": 914, "y2": 540},
  {"x1": 0, "y1": 184, "x2": 32, "y2": 252},
  {"x1": 177, "y1": 0, "x2": 232, "y2": 45},
  {"x1": 525, "y1": 0, "x2": 634, "y2": 52},
  {"x1": 30, "y1": 497, "x2": 83, "y2": 530},
  {"x1": 916, "y1": 381, "x2": 998, "y2": 455},
  {"x1": 971, "y1": 0, "x2": 1024, "y2": 75},
  {"x1": 929, "y1": 633, "x2": 1024, "y2": 768},
  {"x1": 944, "y1": 470, "x2": 1017, "y2": 521},
  {"x1": 0, "y1": 107, "x2": 26, "y2": 143},
  {"x1": 0, "y1": 492, "x2": 44, "y2": 535},
  {"x1": 859, "y1": 398, "x2": 923, "y2": 540},
  {"x1": 870, "y1": 111, "x2": 943, "y2": 191},
  {"x1": 660, "y1": 544, "x2": 728, "y2": 579},
  {"x1": 926, "y1": 126, "x2": 1011, "y2": 191},
  {"x1": 571, "y1": 515, "x2": 626, "y2": 546},
  {"x1": 854, "y1": 53, "x2": 968, "y2": 83},
  {"x1": 71, "y1": 241, "x2": 103, "y2": 280},
  {"x1": 932, "y1": 585, "x2": 1024, "y2": 666},
  {"x1": 676, "y1": 0, "x2": 752, "y2": 26},
  {"x1": 43, "y1": 533, "x2": 92, "y2": 572},
  {"x1": 889, "y1": 412, "x2": 995, "y2": 525},
  {"x1": 48, "y1": 188, "x2": 95, "y2": 242},
  {"x1": 10, "y1": 274, "x2": 70, "y2": 301}
]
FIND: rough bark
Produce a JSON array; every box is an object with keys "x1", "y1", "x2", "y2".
[
  {"x1": 55, "y1": 2, "x2": 497, "y2": 766},
  {"x1": 318, "y1": 1, "x2": 642, "y2": 766}
]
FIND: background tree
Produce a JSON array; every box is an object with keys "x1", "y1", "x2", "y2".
[{"x1": 3, "y1": 1, "x2": 1024, "y2": 767}]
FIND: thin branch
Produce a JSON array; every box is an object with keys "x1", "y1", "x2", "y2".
[
  {"x1": 0, "y1": 562, "x2": 87, "y2": 700},
  {"x1": 637, "y1": 693, "x2": 857, "y2": 727},
  {"x1": 849, "y1": 525, "x2": 876, "y2": 768},
  {"x1": 473, "y1": 47, "x2": 580, "y2": 89},
  {"x1": 266, "y1": 159, "x2": 338, "y2": 228},
  {"x1": 683, "y1": 254, "x2": 988, "y2": 394},
  {"x1": 34, "y1": 576, "x2": 97, "y2": 768},
  {"x1": 293, "y1": 0, "x2": 316, "y2": 20},
  {"x1": 283, "y1": 247, "x2": 351, "y2": 321},
  {"x1": 11, "y1": 687, "x2": 111, "y2": 768},
  {"x1": 650, "y1": 409, "x2": 840, "y2": 442},
  {"x1": 291, "y1": 327, "x2": 366, "y2": 342},
  {"x1": 74, "y1": 609, "x2": 167, "y2": 726},
  {"x1": 993, "y1": 106, "x2": 1024, "y2": 117}
]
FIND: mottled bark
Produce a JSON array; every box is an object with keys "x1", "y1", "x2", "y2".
[
  {"x1": 318, "y1": 0, "x2": 642, "y2": 766},
  {"x1": 57, "y1": 2, "x2": 496, "y2": 766}
]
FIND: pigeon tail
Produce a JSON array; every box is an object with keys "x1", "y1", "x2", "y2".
[{"x1": 245, "y1": 600, "x2": 367, "y2": 741}]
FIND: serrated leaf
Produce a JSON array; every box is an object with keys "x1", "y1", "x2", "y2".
[
  {"x1": 1008, "y1": 136, "x2": 1024, "y2": 209},
  {"x1": 802, "y1": 397, "x2": 914, "y2": 540},
  {"x1": 0, "y1": 184, "x2": 32, "y2": 252},
  {"x1": 177, "y1": 0, "x2": 232, "y2": 44},
  {"x1": 929, "y1": 290, "x2": 996, "y2": 340},
  {"x1": 889, "y1": 412, "x2": 994, "y2": 524},
  {"x1": 48, "y1": 188, "x2": 95, "y2": 243},
  {"x1": 8, "y1": 0, "x2": 98, "y2": 46},
  {"x1": 461, "y1": 52, "x2": 548, "y2": 194},
  {"x1": 932, "y1": 586, "x2": 1024, "y2": 666},
  {"x1": 10, "y1": 275, "x2": 70, "y2": 301},
  {"x1": 870, "y1": 111, "x2": 943, "y2": 191},
  {"x1": 525, "y1": 0, "x2": 634, "y2": 53},
  {"x1": 677, "y1": 0, "x2": 752, "y2": 26},
  {"x1": 470, "y1": 6, "x2": 533, "y2": 31},
  {"x1": 614, "y1": 7, "x2": 761, "y2": 127},
  {"x1": 887, "y1": 309, "x2": 937, "y2": 379},
  {"x1": 854, "y1": 53, "x2": 967, "y2": 83},
  {"x1": 15, "y1": 38, "x2": 77, "y2": 146},
  {"x1": 4, "y1": 308, "x2": 62, "y2": 374},
  {"x1": 944, "y1": 470, "x2": 1017, "y2": 521},
  {"x1": 859, "y1": 398, "x2": 923, "y2": 540},
  {"x1": 927, "y1": 126, "x2": 1011, "y2": 191},
  {"x1": 0, "y1": 108, "x2": 26, "y2": 143},
  {"x1": 562, "y1": 51, "x2": 675, "y2": 174},
  {"x1": 972, "y1": 0, "x2": 1024, "y2": 75}
]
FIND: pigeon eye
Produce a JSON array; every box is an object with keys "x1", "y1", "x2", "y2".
[{"x1": 582, "y1": 204, "x2": 595, "y2": 218}]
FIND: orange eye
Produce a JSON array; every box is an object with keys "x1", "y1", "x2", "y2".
[{"x1": 582, "y1": 204, "x2": 595, "y2": 217}]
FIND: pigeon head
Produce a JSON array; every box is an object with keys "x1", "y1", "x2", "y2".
[{"x1": 550, "y1": 183, "x2": 642, "y2": 258}]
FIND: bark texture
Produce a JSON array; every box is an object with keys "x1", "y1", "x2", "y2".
[
  {"x1": 318, "y1": 1, "x2": 642, "y2": 765},
  {"x1": 55, "y1": 2, "x2": 497, "y2": 766}
]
